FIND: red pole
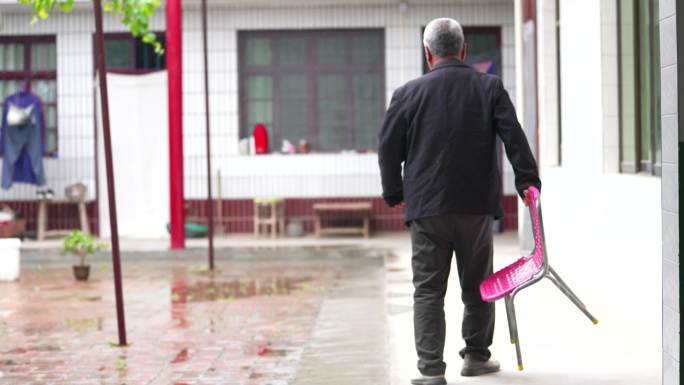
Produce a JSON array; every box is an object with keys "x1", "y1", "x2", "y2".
[
  {"x1": 167, "y1": 0, "x2": 185, "y2": 249},
  {"x1": 92, "y1": 0, "x2": 127, "y2": 346},
  {"x1": 201, "y1": 0, "x2": 215, "y2": 269}
]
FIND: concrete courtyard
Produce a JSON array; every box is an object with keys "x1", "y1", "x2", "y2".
[{"x1": 0, "y1": 230, "x2": 662, "y2": 385}]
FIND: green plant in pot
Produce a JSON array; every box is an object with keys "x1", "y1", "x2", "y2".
[{"x1": 62, "y1": 230, "x2": 106, "y2": 281}]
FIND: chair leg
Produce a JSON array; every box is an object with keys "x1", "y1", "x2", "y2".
[
  {"x1": 37, "y1": 200, "x2": 47, "y2": 242},
  {"x1": 505, "y1": 295, "x2": 524, "y2": 371},
  {"x1": 78, "y1": 201, "x2": 90, "y2": 235},
  {"x1": 546, "y1": 267, "x2": 598, "y2": 325},
  {"x1": 548, "y1": 266, "x2": 585, "y2": 307},
  {"x1": 504, "y1": 295, "x2": 516, "y2": 344}
]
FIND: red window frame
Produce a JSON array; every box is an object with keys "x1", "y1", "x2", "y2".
[
  {"x1": 97, "y1": 32, "x2": 166, "y2": 74},
  {"x1": 238, "y1": 29, "x2": 386, "y2": 152}
]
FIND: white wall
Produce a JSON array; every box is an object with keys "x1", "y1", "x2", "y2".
[
  {"x1": 659, "y1": 0, "x2": 680, "y2": 382},
  {"x1": 527, "y1": 2, "x2": 664, "y2": 379},
  {"x1": 600, "y1": 0, "x2": 620, "y2": 173},
  {"x1": 537, "y1": 0, "x2": 560, "y2": 168},
  {"x1": 558, "y1": 0, "x2": 604, "y2": 174},
  {"x1": 0, "y1": 2, "x2": 516, "y2": 202},
  {"x1": 182, "y1": 3, "x2": 518, "y2": 199},
  {"x1": 538, "y1": 0, "x2": 664, "y2": 378}
]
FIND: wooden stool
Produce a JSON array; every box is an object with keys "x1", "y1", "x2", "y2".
[
  {"x1": 253, "y1": 198, "x2": 285, "y2": 238},
  {"x1": 37, "y1": 183, "x2": 90, "y2": 241}
]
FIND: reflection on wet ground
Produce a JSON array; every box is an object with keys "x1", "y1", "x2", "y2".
[
  {"x1": 171, "y1": 274, "x2": 315, "y2": 304},
  {"x1": 0, "y1": 246, "x2": 387, "y2": 385}
]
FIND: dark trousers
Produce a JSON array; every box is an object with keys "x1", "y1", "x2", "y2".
[{"x1": 410, "y1": 213, "x2": 495, "y2": 376}]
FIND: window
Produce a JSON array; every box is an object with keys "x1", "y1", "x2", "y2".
[
  {"x1": 422, "y1": 27, "x2": 502, "y2": 76},
  {"x1": 0, "y1": 36, "x2": 58, "y2": 156},
  {"x1": 618, "y1": 0, "x2": 661, "y2": 174},
  {"x1": 239, "y1": 30, "x2": 385, "y2": 152},
  {"x1": 103, "y1": 33, "x2": 166, "y2": 72}
]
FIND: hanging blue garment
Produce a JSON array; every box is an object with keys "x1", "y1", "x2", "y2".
[{"x1": 1, "y1": 91, "x2": 46, "y2": 189}]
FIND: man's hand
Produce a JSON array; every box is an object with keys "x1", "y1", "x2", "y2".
[{"x1": 522, "y1": 189, "x2": 532, "y2": 207}]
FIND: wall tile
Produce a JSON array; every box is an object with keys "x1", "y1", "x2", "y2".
[
  {"x1": 663, "y1": 351, "x2": 680, "y2": 385},
  {"x1": 663, "y1": 258, "x2": 680, "y2": 313},
  {"x1": 663, "y1": 210, "x2": 679, "y2": 264},
  {"x1": 660, "y1": 0, "x2": 676, "y2": 20},
  {"x1": 660, "y1": 15, "x2": 677, "y2": 68},
  {"x1": 662, "y1": 163, "x2": 679, "y2": 213},
  {"x1": 662, "y1": 115, "x2": 679, "y2": 164},
  {"x1": 661, "y1": 64, "x2": 678, "y2": 116},
  {"x1": 602, "y1": 146, "x2": 619, "y2": 173},
  {"x1": 663, "y1": 304, "x2": 680, "y2": 361}
]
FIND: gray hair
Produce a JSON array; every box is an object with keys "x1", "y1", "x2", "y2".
[{"x1": 423, "y1": 18, "x2": 464, "y2": 57}]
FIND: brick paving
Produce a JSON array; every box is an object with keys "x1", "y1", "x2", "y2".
[{"x1": 0, "y1": 247, "x2": 385, "y2": 385}]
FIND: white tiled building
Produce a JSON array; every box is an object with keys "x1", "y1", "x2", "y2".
[
  {"x1": 0, "y1": 0, "x2": 680, "y2": 382},
  {"x1": 0, "y1": 0, "x2": 520, "y2": 234},
  {"x1": 535, "y1": 1, "x2": 678, "y2": 383}
]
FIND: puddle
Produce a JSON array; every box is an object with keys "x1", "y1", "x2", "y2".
[
  {"x1": 33, "y1": 345, "x2": 61, "y2": 352},
  {"x1": 78, "y1": 295, "x2": 103, "y2": 302},
  {"x1": 4, "y1": 345, "x2": 61, "y2": 354},
  {"x1": 171, "y1": 348, "x2": 189, "y2": 364},
  {"x1": 116, "y1": 355, "x2": 127, "y2": 376},
  {"x1": 171, "y1": 276, "x2": 314, "y2": 304},
  {"x1": 261, "y1": 348, "x2": 288, "y2": 357},
  {"x1": 386, "y1": 267, "x2": 406, "y2": 272},
  {"x1": 65, "y1": 317, "x2": 104, "y2": 333}
]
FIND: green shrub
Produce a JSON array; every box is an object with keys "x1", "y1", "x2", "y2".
[{"x1": 62, "y1": 230, "x2": 107, "y2": 266}]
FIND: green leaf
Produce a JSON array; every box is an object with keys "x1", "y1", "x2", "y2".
[
  {"x1": 58, "y1": 1, "x2": 73, "y2": 12},
  {"x1": 116, "y1": 357, "x2": 127, "y2": 371},
  {"x1": 19, "y1": 0, "x2": 163, "y2": 55}
]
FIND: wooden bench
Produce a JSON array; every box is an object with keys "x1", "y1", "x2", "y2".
[{"x1": 313, "y1": 202, "x2": 372, "y2": 239}]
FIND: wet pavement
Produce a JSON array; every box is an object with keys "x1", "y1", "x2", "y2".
[
  {"x1": 0, "y1": 231, "x2": 663, "y2": 385},
  {"x1": 0, "y1": 246, "x2": 388, "y2": 385}
]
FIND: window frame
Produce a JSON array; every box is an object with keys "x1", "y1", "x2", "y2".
[
  {"x1": 421, "y1": 26, "x2": 502, "y2": 75},
  {"x1": 617, "y1": 0, "x2": 661, "y2": 176},
  {"x1": 0, "y1": 35, "x2": 58, "y2": 157},
  {"x1": 238, "y1": 29, "x2": 386, "y2": 152},
  {"x1": 97, "y1": 32, "x2": 166, "y2": 74}
]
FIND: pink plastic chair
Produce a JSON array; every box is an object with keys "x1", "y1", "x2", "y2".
[{"x1": 479, "y1": 186, "x2": 598, "y2": 371}]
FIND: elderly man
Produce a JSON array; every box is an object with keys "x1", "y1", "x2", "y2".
[{"x1": 378, "y1": 18, "x2": 541, "y2": 385}]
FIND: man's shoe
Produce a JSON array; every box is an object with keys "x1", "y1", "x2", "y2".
[
  {"x1": 410, "y1": 373, "x2": 447, "y2": 385},
  {"x1": 460, "y1": 355, "x2": 500, "y2": 377}
]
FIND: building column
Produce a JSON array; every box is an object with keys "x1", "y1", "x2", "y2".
[
  {"x1": 167, "y1": 0, "x2": 185, "y2": 249},
  {"x1": 660, "y1": 0, "x2": 680, "y2": 383}
]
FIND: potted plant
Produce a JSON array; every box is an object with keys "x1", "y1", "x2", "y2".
[{"x1": 62, "y1": 230, "x2": 106, "y2": 281}]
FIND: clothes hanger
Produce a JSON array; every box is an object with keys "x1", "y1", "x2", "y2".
[{"x1": 19, "y1": 77, "x2": 32, "y2": 93}]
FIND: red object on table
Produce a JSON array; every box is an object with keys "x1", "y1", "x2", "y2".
[{"x1": 253, "y1": 123, "x2": 269, "y2": 154}]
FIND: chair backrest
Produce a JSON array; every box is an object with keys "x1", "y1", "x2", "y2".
[{"x1": 526, "y1": 186, "x2": 548, "y2": 270}]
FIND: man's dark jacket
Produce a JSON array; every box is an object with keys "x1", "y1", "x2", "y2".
[{"x1": 378, "y1": 59, "x2": 541, "y2": 223}]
